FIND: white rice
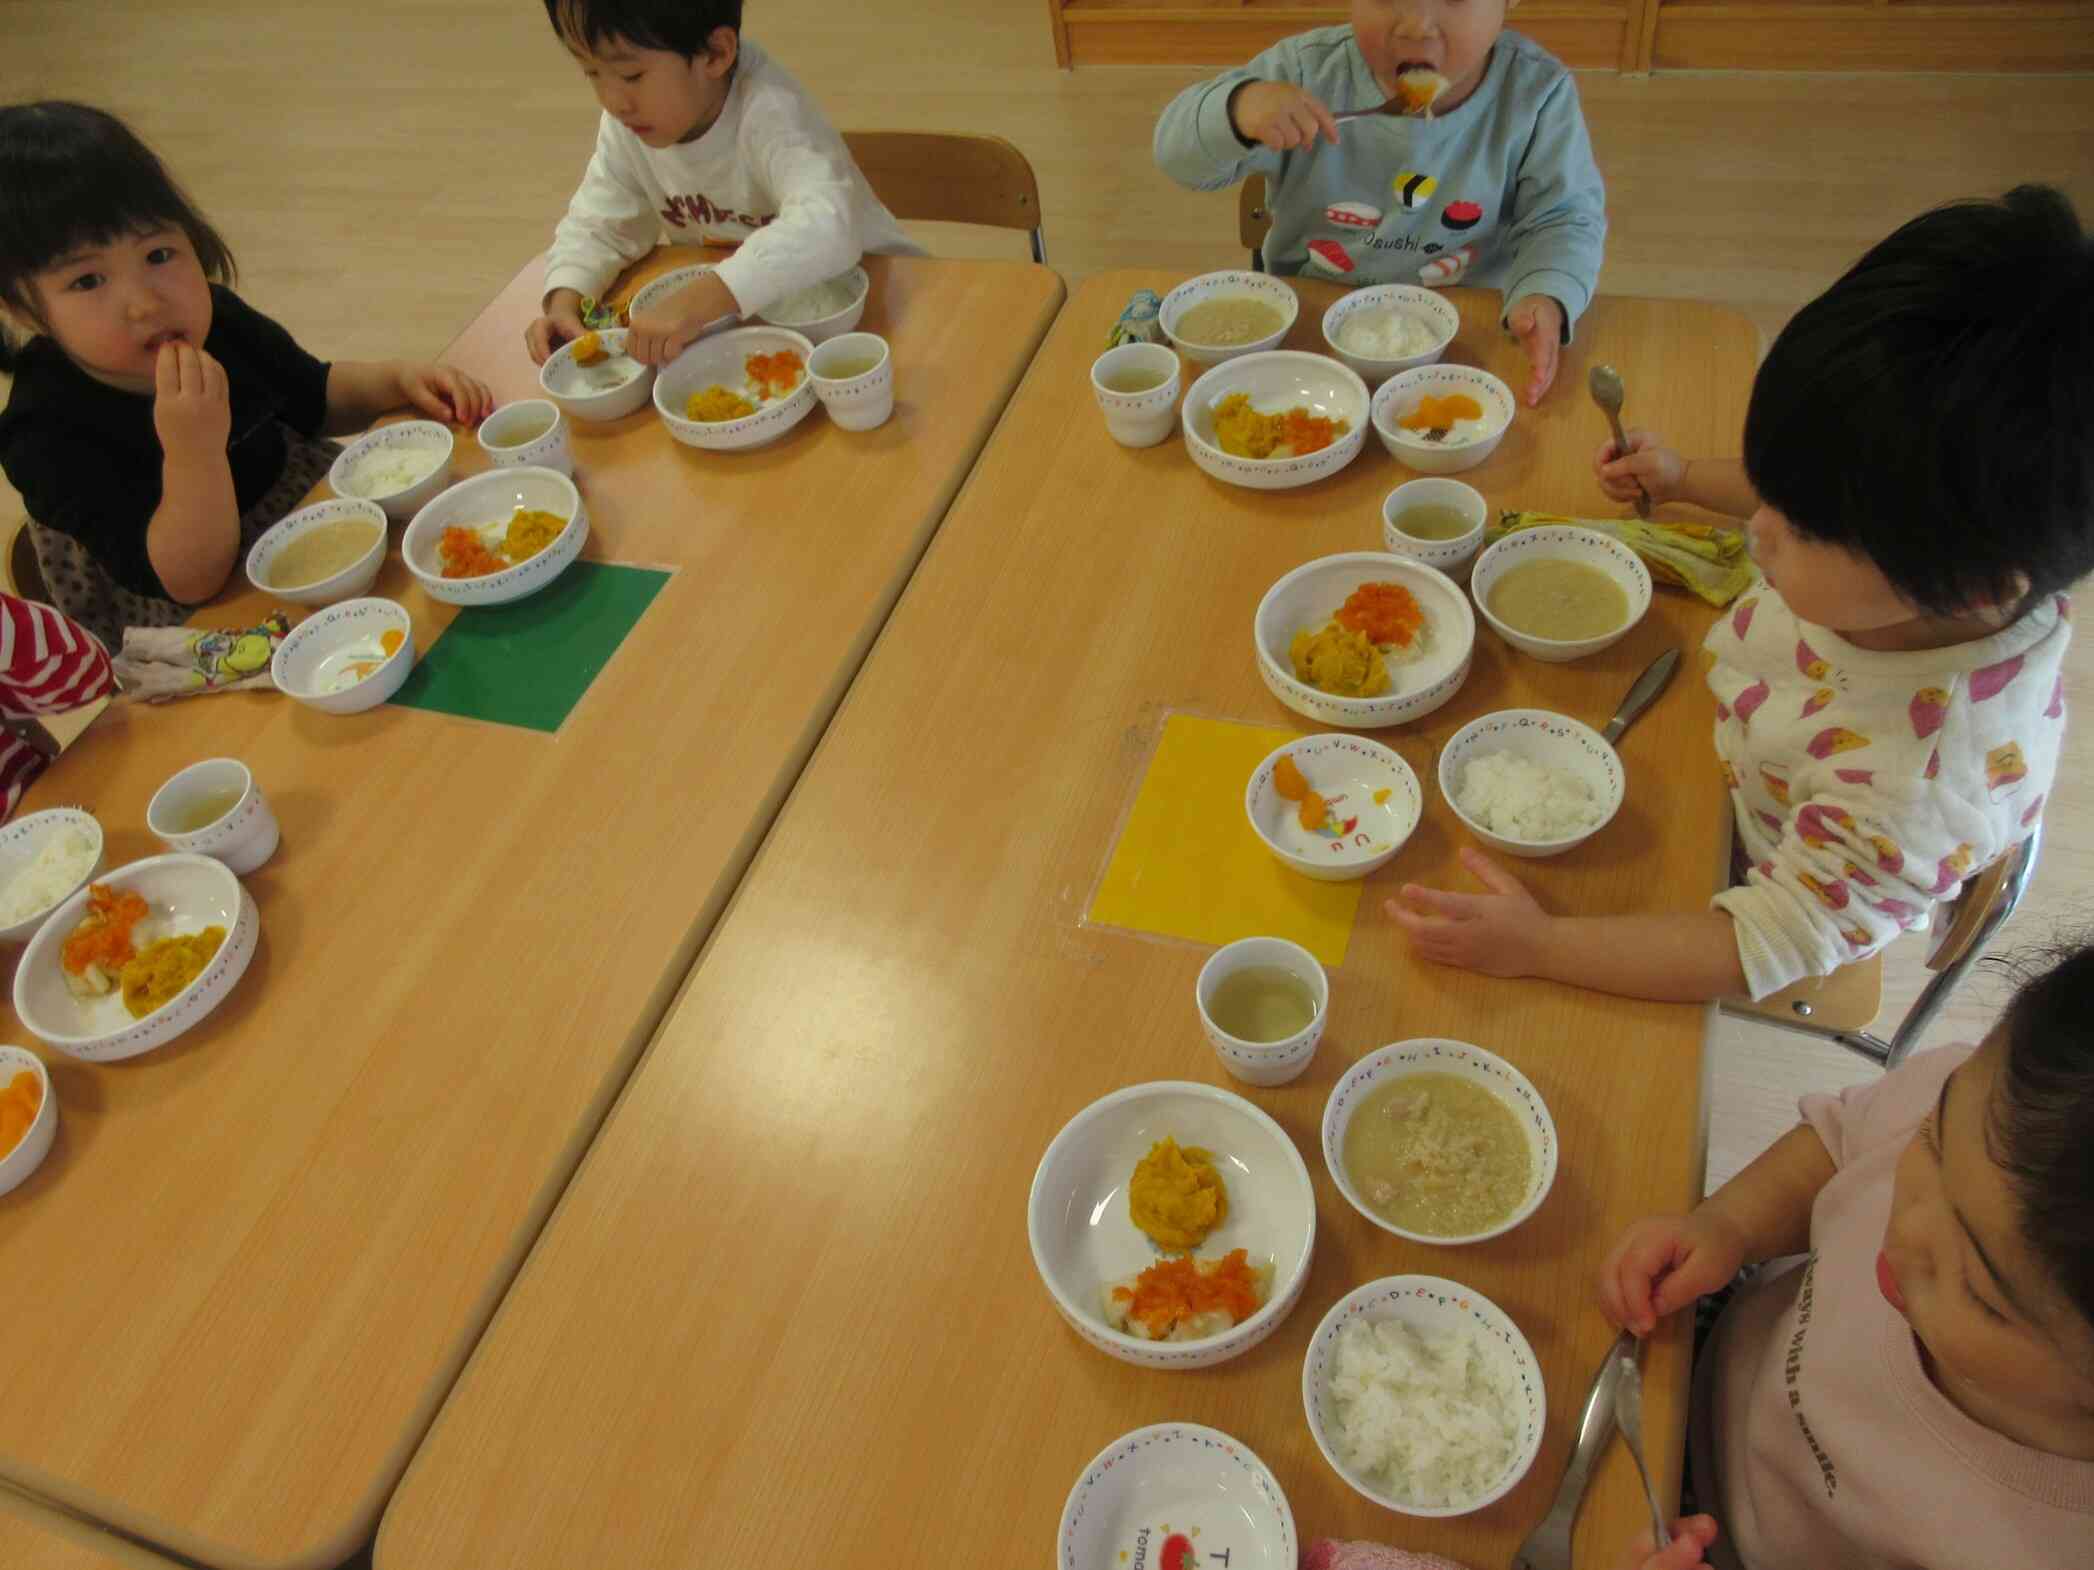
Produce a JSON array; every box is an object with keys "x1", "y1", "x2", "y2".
[
  {"x1": 1328, "y1": 1316, "x2": 1519, "y2": 1506},
  {"x1": 0, "y1": 826, "x2": 96, "y2": 925},
  {"x1": 765, "y1": 274, "x2": 860, "y2": 324},
  {"x1": 1335, "y1": 308, "x2": 1440, "y2": 360},
  {"x1": 342, "y1": 442, "x2": 445, "y2": 498},
  {"x1": 1457, "y1": 750, "x2": 1601, "y2": 841}
]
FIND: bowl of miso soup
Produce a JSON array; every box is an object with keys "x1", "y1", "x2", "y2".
[
  {"x1": 1159, "y1": 270, "x2": 1300, "y2": 365},
  {"x1": 1469, "y1": 525, "x2": 1652, "y2": 663},
  {"x1": 1321, "y1": 1039, "x2": 1557, "y2": 1246},
  {"x1": 245, "y1": 498, "x2": 389, "y2": 607}
]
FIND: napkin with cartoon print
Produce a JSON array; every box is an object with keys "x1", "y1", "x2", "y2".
[{"x1": 113, "y1": 611, "x2": 290, "y2": 701}]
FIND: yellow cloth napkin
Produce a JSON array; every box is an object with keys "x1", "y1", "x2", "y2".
[{"x1": 1490, "y1": 511, "x2": 1759, "y2": 608}]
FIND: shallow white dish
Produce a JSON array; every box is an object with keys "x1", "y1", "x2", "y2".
[
  {"x1": 1438, "y1": 709, "x2": 1625, "y2": 858},
  {"x1": 1321, "y1": 1038, "x2": 1559, "y2": 1246},
  {"x1": 1254, "y1": 553, "x2": 1476, "y2": 729},
  {"x1": 1321, "y1": 285, "x2": 1461, "y2": 386},
  {"x1": 1469, "y1": 525, "x2": 1653, "y2": 663},
  {"x1": 244, "y1": 498, "x2": 388, "y2": 606},
  {"x1": 653, "y1": 326, "x2": 818, "y2": 452},
  {"x1": 327, "y1": 421, "x2": 455, "y2": 523},
  {"x1": 757, "y1": 265, "x2": 869, "y2": 344},
  {"x1": 1160, "y1": 270, "x2": 1300, "y2": 365},
  {"x1": 401, "y1": 467, "x2": 588, "y2": 608},
  {"x1": 1245, "y1": 734, "x2": 1422, "y2": 882},
  {"x1": 1058, "y1": 1424, "x2": 1296, "y2": 1570},
  {"x1": 539, "y1": 327, "x2": 656, "y2": 422},
  {"x1": 272, "y1": 597, "x2": 414, "y2": 716},
  {"x1": 0, "y1": 809, "x2": 104, "y2": 945},
  {"x1": 1302, "y1": 1274, "x2": 1547, "y2": 1517},
  {"x1": 1371, "y1": 364, "x2": 1515, "y2": 475},
  {"x1": 13, "y1": 853, "x2": 259, "y2": 1063},
  {"x1": 1181, "y1": 352, "x2": 1369, "y2": 492},
  {"x1": 0, "y1": 1044, "x2": 56, "y2": 1196},
  {"x1": 1027, "y1": 1080, "x2": 1317, "y2": 1371}
]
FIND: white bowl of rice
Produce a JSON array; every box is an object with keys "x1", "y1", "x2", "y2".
[
  {"x1": 328, "y1": 420, "x2": 455, "y2": 523},
  {"x1": 1301, "y1": 1275, "x2": 1546, "y2": 1517},
  {"x1": 0, "y1": 810, "x2": 103, "y2": 945},
  {"x1": 1438, "y1": 709, "x2": 1625, "y2": 859},
  {"x1": 757, "y1": 266, "x2": 869, "y2": 344},
  {"x1": 1321, "y1": 285, "x2": 1460, "y2": 386},
  {"x1": 1253, "y1": 554, "x2": 1475, "y2": 730}
]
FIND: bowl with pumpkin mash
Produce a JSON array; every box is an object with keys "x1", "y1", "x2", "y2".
[{"x1": 1253, "y1": 553, "x2": 1475, "y2": 728}]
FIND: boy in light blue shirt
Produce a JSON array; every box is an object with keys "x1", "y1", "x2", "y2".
[{"x1": 1154, "y1": 0, "x2": 1605, "y2": 405}]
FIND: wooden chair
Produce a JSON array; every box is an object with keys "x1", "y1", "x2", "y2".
[
  {"x1": 0, "y1": 515, "x2": 49, "y2": 605},
  {"x1": 1722, "y1": 825, "x2": 2042, "y2": 1070},
  {"x1": 841, "y1": 131, "x2": 1046, "y2": 264},
  {"x1": 1241, "y1": 175, "x2": 1273, "y2": 271}
]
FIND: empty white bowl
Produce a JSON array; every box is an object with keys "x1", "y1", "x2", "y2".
[
  {"x1": 539, "y1": 328, "x2": 656, "y2": 422},
  {"x1": 1196, "y1": 936, "x2": 1329, "y2": 1087},
  {"x1": 653, "y1": 326, "x2": 819, "y2": 452},
  {"x1": 328, "y1": 421, "x2": 455, "y2": 523},
  {"x1": 1321, "y1": 1038, "x2": 1559, "y2": 1246},
  {"x1": 758, "y1": 265, "x2": 869, "y2": 344},
  {"x1": 1321, "y1": 285, "x2": 1461, "y2": 386},
  {"x1": 1090, "y1": 341, "x2": 1182, "y2": 449},
  {"x1": 402, "y1": 466, "x2": 588, "y2": 608},
  {"x1": 1371, "y1": 365, "x2": 1515, "y2": 475},
  {"x1": 1253, "y1": 553, "x2": 1476, "y2": 729},
  {"x1": 1027, "y1": 1080, "x2": 1317, "y2": 1370},
  {"x1": 244, "y1": 498, "x2": 388, "y2": 607},
  {"x1": 0, "y1": 1044, "x2": 56, "y2": 1197},
  {"x1": 271, "y1": 597, "x2": 415, "y2": 716},
  {"x1": 13, "y1": 853, "x2": 260, "y2": 1063},
  {"x1": 808, "y1": 332, "x2": 894, "y2": 432},
  {"x1": 1245, "y1": 734, "x2": 1422, "y2": 882},
  {"x1": 477, "y1": 399, "x2": 573, "y2": 476},
  {"x1": 0, "y1": 809, "x2": 104, "y2": 945},
  {"x1": 1059, "y1": 1424, "x2": 1297, "y2": 1570},
  {"x1": 1382, "y1": 478, "x2": 1489, "y2": 582},
  {"x1": 1438, "y1": 708, "x2": 1626, "y2": 858},
  {"x1": 1160, "y1": 270, "x2": 1300, "y2": 365},
  {"x1": 626, "y1": 264, "x2": 736, "y2": 341},
  {"x1": 1302, "y1": 1275, "x2": 1547, "y2": 1517},
  {"x1": 1182, "y1": 352, "x2": 1369, "y2": 492},
  {"x1": 1469, "y1": 525, "x2": 1653, "y2": 663}
]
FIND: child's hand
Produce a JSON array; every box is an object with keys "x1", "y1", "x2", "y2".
[
  {"x1": 526, "y1": 290, "x2": 588, "y2": 365},
  {"x1": 1228, "y1": 80, "x2": 1341, "y2": 152},
  {"x1": 398, "y1": 363, "x2": 494, "y2": 426},
  {"x1": 1596, "y1": 430, "x2": 1688, "y2": 507},
  {"x1": 628, "y1": 272, "x2": 738, "y2": 366},
  {"x1": 152, "y1": 341, "x2": 231, "y2": 457},
  {"x1": 1506, "y1": 295, "x2": 1565, "y2": 406},
  {"x1": 1386, "y1": 847, "x2": 1550, "y2": 978},
  {"x1": 1614, "y1": 1516, "x2": 1720, "y2": 1570},
  {"x1": 1599, "y1": 1212, "x2": 1748, "y2": 1336}
]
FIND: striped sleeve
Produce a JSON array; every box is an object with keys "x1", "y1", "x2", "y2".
[{"x1": 0, "y1": 594, "x2": 115, "y2": 719}]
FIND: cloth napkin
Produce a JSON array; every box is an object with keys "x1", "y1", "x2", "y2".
[
  {"x1": 1301, "y1": 1541, "x2": 1473, "y2": 1570},
  {"x1": 1490, "y1": 511, "x2": 1759, "y2": 609},
  {"x1": 113, "y1": 611, "x2": 290, "y2": 702}
]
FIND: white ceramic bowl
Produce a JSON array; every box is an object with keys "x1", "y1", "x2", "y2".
[
  {"x1": 244, "y1": 498, "x2": 388, "y2": 606},
  {"x1": 271, "y1": 598, "x2": 415, "y2": 716},
  {"x1": 1254, "y1": 554, "x2": 1476, "y2": 729},
  {"x1": 627, "y1": 263, "x2": 735, "y2": 340},
  {"x1": 13, "y1": 853, "x2": 259, "y2": 1063},
  {"x1": 1182, "y1": 352, "x2": 1369, "y2": 492},
  {"x1": 1160, "y1": 270, "x2": 1300, "y2": 365},
  {"x1": 1196, "y1": 936, "x2": 1329, "y2": 1088},
  {"x1": 1302, "y1": 1275, "x2": 1547, "y2": 1517},
  {"x1": 1027, "y1": 1081, "x2": 1317, "y2": 1370},
  {"x1": 1058, "y1": 1424, "x2": 1297, "y2": 1570},
  {"x1": 1438, "y1": 708, "x2": 1626, "y2": 859},
  {"x1": 402, "y1": 467, "x2": 588, "y2": 608},
  {"x1": 1091, "y1": 341, "x2": 1182, "y2": 449},
  {"x1": 327, "y1": 421, "x2": 455, "y2": 523},
  {"x1": 538, "y1": 328, "x2": 656, "y2": 422},
  {"x1": 0, "y1": 1044, "x2": 56, "y2": 1197},
  {"x1": 808, "y1": 332, "x2": 894, "y2": 432},
  {"x1": 1321, "y1": 285, "x2": 1461, "y2": 386},
  {"x1": 146, "y1": 758, "x2": 278, "y2": 874},
  {"x1": 1469, "y1": 525, "x2": 1653, "y2": 663},
  {"x1": 1371, "y1": 364, "x2": 1515, "y2": 475},
  {"x1": 653, "y1": 326, "x2": 819, "y2": 452},
  {"x1": 1321, "y1": 1038, "x2": 1560, "y2": 1245},
  {"x1": 477, "y1": 399, "x2": 573, "y2": 477},
  {"x1": 1245, "y1": 734, "x2": 1422, "y2": 883},
  {"x1": 0, "y1": 809, "x2": 104, "y2": 945},
  {"x1": 758, "y1": 265, "x2": 869, "y2": 344},
  {"x1": 1382, "y1": 478, "x2": 1489, "y2": 582}
]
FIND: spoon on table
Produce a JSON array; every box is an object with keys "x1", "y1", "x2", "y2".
[
  {"x1": 1616, "y1": 1342, "x2": 1672, "y2": 1551},
  {"x1": 1589, "y1": 363, "x2": 1652, "y2": 520},
  {"x1": 1603, "y1": 648, "x2": 1681, "y2": 747},
  {"x1": 1511, "y1": 1329, "x2": 1633, "y2": 1570}
]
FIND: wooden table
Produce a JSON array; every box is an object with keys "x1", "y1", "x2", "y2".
[
  {"x1": 0, "y1": 250, "x2": 1063, "y2": 1569},
  {"x1": 0, "y1": 1489, "x2": 180, "y2": 1570},
  {"x1": 376, "y1": 273, "x2": 1757, "y2": 1568}
]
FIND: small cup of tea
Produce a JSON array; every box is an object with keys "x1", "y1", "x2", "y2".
[
  {"x1": 1196, "y1": 936, "x2": 1328, "y2": 1087},
  {"x1": 1382, "y1": 476, "x2": 1489, "y2": 580},
  {"x1": 808, "y1": 332, "x2": 894, "y2": 432},
  {"x1": 1090, "y1": 342, "x2": 1181, "y2": 449},
  {"x1": 146, "y1": 758, "x2": 280, "y2": 875},
  {"x1": 478, "y1": 399, "x2": 573, "y2": 476}
]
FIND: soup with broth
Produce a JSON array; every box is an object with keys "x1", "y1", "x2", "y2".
[
  {"x1": 1174, "y1": 296, "x2": 1287, "y2": 348},
  {"x1": 267, "y1": 519, "x2": 382, "y2": 589},
  {"x1": 1487, "y1": 559, "x2": 1630, "y2": 642},
  {"x1": 1342, "y1": 1072, "x2": 1531, "y2": 1236}
]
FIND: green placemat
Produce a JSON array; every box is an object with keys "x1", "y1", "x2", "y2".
[{"x1": 391, "y1": 562, "x2": 671, "y2": 733}]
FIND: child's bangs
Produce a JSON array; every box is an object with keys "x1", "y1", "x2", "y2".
[{"x1": 544, "y1": 0, "x2": 739, "y2": 59}]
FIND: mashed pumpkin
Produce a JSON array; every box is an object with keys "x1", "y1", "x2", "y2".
[
  {"x1": 1291, "y1": 622, "x2": 1390, "y2": 698},
  {"x1": 687, "y1": 386, "x2": 757, "y2": 422},
  {"x1": 1211, "y1": 393, "x2": 1349, "y2": 460},
  {"x1": 1128, "y1": 1137, "x2": 1229, "y2": 1250}
]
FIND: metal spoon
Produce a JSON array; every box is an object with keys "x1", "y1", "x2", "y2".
[
  {"x1": 1603, "y1": 648, "x2": 1681, "y2": 746},
  {"x1": 1588, "y1": 363, "x2": 1652, "y2": 520},
  {"x1": 1333, "y1": 91, "x2": 1410, "y2": 122},
  {"x1": 1512, "y1": 1330, "x2": 1633, "y2": 1570},
  {"x1": 1615, "y1": 1345, "x2": 1672, "y2": 1551}
]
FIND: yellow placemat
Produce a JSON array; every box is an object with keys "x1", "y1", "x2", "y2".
[{"x1": 1087, "y1": 713, "x2": 1363, "y2": 967}]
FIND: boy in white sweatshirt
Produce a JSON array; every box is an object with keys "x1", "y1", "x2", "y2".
[{"x1": 525, "y1": 0, "x2": 918, "y2": 366}]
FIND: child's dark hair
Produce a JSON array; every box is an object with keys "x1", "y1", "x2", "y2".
[
  {"x1": 544, "y1": 0, "x2": 741, "y2": 58},
  {"x1": 0, "y1": 102, "x2": 235, "y2": 373},
  {"x1": 1743, "y1": 185, "x2": 2094, "y2": 619},
  {"x1": 1988, "y1": 940, "x2": 2094, "y2": 1337}
]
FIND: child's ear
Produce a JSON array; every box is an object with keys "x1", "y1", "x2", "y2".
[{"x1": 701, "y1": 27, "x2": 739, "y2": 78}]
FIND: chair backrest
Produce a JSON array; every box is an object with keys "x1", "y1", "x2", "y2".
[
  {"x1": 1928, "y1": 825, "x2": 2042, "y2": 976},
  {"x1": 841, "y1": 131, "x2": 1045, "y2": 262},
  {"x1": 1240, "y1": 175, "x2": 1273, "y2": 270},
  {"x1": 0, "y1": 516, "x2": 49, "y2": 605}
]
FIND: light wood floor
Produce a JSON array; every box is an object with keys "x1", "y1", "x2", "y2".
[{"x1": 10, "y1": 0, "x2": 2094, "y2": 1193}]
